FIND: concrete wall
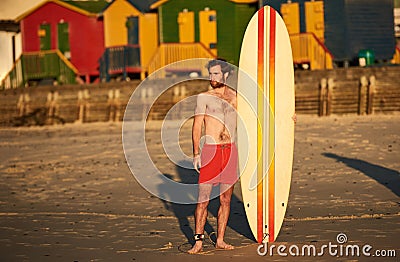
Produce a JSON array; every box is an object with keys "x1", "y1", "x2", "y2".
[{"x1": 294, "y1": 66, "x2": 400, "y2": 115}]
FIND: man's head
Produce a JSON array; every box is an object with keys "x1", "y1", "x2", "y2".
[{"x1": 207, "y1": 59, "x2": 231, "y2": 89}]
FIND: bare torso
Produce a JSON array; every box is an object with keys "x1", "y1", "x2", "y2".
[{"x1": 196, "y1": 88, "x2": 237, "y2": 144}]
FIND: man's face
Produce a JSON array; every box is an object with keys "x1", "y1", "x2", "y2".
[{"x1": 209, "y1": 65, "x2": 225, "y2": 89}]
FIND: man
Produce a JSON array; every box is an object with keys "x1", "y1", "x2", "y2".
[{"x1": 189, "y1": 59, "x2": 238, "y2": 254}]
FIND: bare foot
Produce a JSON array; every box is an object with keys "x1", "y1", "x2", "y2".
[
  {"x1": 188, "y1": 242, "x2": 203, "y2": 254},
  {"x1": 215, "y1": 240, "x2": 234, "y2": 251}
]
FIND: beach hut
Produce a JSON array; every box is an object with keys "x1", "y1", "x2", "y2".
[
  {"x1": 147, "y1": 0, "x2": 258, "y2": 73},
  {"x1": 0, "y1": 20, "x2": 21, "y2": 85},
  {"x1": 6, "y1": 0, "x2": 108, "y2": 87},
  {"x1": 264, "y1": 0, "x2": 396, "y2": 67},
  {"x1": 257, "y1": 0, "x2": 332, "y2": 70},
  {"x1": 100, "y1": 0, "x2": 159, "y2": 81},
  {"x1": 324, "y1": 0, "x2": 395, "y2": 66}
]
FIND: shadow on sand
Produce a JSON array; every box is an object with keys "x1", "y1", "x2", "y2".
[
  {"x1": 323, "y1": 153, "x2": 400, "y2": 197},
  {"x1": 159, "y1": 161, "x2": 255, "y2": 246}
]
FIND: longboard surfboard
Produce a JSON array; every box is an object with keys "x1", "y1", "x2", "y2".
[{"x1": 237, "y1": 5, "x2": 295, "y2": 243}]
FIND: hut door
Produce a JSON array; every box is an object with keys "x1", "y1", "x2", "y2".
[
  {"x1": 39, "y1": 24, "x2": 51, "y2": 50},
  {"x1": 199, "y1": 9, "x2": 217, "y2": 56},
  {"x1": 305, "y1": 1, "x2": 325, "y2": 43},
  {"x1": 57, "y1": 22, "x2": 71, "y2": 59},
  {"x1": 177, "y1": 10, "x2": 194, "y2": 43},
  {"x1": 126, "y1": 16, "x2": 141, "y2": 67},
  {"x1": 281, "y1": 2, "x2": 300, "y2": 35},
  {"x1": 127, "y1": 16, "x2": 139, "y2": 45}
]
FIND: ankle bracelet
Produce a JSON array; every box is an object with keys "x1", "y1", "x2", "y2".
[{"x1": 194, "y1": 234, "x2": 205, "y2": 241}]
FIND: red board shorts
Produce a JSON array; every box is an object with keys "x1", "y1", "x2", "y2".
[{"x1": 199, "y1": 143, "x2": 238, "y2": 185}]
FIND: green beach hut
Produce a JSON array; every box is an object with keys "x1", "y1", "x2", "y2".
[{"x1": 148, "y1": 0, "x2": 258, "y2": 73}]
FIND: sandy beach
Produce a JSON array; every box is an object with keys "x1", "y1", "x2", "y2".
[{"x1": 0, "y1": 114, "x2": 399, "y2": 261}]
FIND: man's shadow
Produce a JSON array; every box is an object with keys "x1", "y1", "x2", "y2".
[
  {"x1": 323, "y1": 153, "x2": 400, "y2": 197},
  {"x1": 159, "y1": 160, "x2": 254, "y2": 245}
]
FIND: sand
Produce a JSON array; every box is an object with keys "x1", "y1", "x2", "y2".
[{"x1": 0, "y1": 114, "x2": 399, "y2": 261}]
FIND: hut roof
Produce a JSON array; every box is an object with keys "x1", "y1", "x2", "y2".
[
  {"x1": 15, "y1": 0, "x2": 109, "y2": 22},
  {"x1": 150, "y1": 0, "x2": 257, "y2": 9},
  {"x1": 63, "y1": 0, "x2": 110, "y2": 13},
  {"x1": 102, "y1": 0, "x2": 158, "y2": 13},
  {"x1": 0, "y1": 20, "x2": 20, "y2": 33}
]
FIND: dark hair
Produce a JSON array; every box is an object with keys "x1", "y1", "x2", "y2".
[{"x1": 206, "y1": 58, "x2": 231, "y2": 74}]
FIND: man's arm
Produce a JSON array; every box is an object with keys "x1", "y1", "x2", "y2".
[
  {"x1": 192, "y1": 94, "x2": 206, "y2": 173},
  {"x1": 192, "y1": 115, "x2": 203, "y2": 156},
  {"x1": 192, "y1": 94, "x2": 206, "y2": 156}
]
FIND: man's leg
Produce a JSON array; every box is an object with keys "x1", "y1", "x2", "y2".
[
  {"x1": 188, "y1": 183, "x2": 213, "y2": 254},
  {"x1": 215, "y1": 183, "x2": 234, "y2": 250}
]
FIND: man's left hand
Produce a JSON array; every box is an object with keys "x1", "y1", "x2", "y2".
[{"x1": 193, "y1": 155, "x2": 201, "y2": 173}]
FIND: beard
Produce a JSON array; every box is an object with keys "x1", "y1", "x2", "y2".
[{"x1": 210, "y1": 80, "x2": 225, "y2": 89}]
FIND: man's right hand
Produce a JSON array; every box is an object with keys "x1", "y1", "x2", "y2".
[{"x1": 193, "y1": 155, "x2": 201, "y2": 173}]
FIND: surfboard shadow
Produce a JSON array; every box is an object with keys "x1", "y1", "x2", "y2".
[
  {"x1": 158, "y1": 160, "x2": 255, "y2": 245},
  {"x1": 323, "y1": 153, "x2": 400, "y2": 197}
]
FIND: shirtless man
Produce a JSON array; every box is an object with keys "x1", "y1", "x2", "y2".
[{"x1": 188, "y1": 59, "x2": 238, "y2": 254}]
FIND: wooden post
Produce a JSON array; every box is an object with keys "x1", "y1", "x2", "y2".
[
  {"x1": 53, "y1": 92, "x2": 59, "y2": 120},
  {"x1": 140, "y1": 88, "x2": 147, "y2": 121},
  {"x1": 180, "y1": 85, "x2": 187, "y2": 97},
  {"x1": 327, "y1": 78, "x2": 334, "y2": 116},
  {"x1": 17, "y1": 94, "x2": 25, "y2": 116},
  {"x1": 17, "y1": 93, "x2": 31, "y2": 116},
  {"x1": 77, "y1": 90, "x2": 84, "y2": 123},
  {"x1": 172, "y1": 85, "x2": 180, "y2": 120},
  {"x1": 46, "y1": 91, "x2": 59, "y2": 124},
  {"x1": 178, "y1": 85, "x2": 187, "y2": 119},
  {"x1": 77, "y1": 89, "x2": 90, "y2": 123},
  {"x1": 367, "y1": 76, "x2": 376, "y2": 115},
  {"x1": 107, "y1": 89, "x2": 120, "y2": 122},
  {"x1": 83, "y1": 89, "x2": 90, "y2": 121},
  {"x1": 319, "y1": 78, "x2": 327, "y2": 116},
  {"x1": 359, "y1": 76, "x2": 368, "y2": 115},
  {"x1": 24, "y1": 93, "x2": 31, "y2": 115},
  {"x1": 173, "y1": 86, "x2": 180, "y2": 101},
  {"x1": 107, "y1": 89, "x2": 114, "y2": 122},
  {"x1": 114, "y1": 89, "x2": 121, "y2": 122},
  {"x1": 49, "y1": 92, "x2": 55, "y2": 120},
  {"x1": 141, "y1": 87, "x2": 153, "y2": 120}
]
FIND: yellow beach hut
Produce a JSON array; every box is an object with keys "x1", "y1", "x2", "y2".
[{"x1": 100, "y1": 0, "x2": 158, "y2": 80}]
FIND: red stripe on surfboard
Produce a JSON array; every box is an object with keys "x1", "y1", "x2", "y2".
[
  {"x1": 256, "y1": 6, "x2": 264, "y2": 244},
  {"x1": 268, "y1": 7, "x2": 276, "y2": 243}
]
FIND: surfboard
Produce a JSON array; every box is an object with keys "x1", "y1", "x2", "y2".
[{"x1": 237, "y1": 5, "x2": 295, "y2": 243}]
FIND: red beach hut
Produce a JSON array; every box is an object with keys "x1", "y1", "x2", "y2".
[{"x1": 15, "y1": 0, "x2": 107, "y2": 85}]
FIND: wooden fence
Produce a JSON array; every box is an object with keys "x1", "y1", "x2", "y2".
[
  {"x1": 294, "y1": 66, "x2": 400, "y2": 115},
  {"x1": 0, "y1": 66, "x2": 399, "y2": 126}
]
